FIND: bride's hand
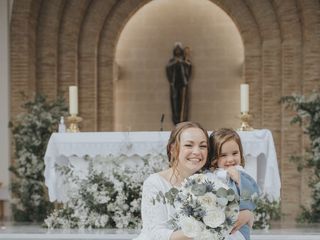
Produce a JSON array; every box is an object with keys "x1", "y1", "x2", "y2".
[
  {"x1": 170, "y1": 230, "x2": 193, "y2": 240},
  {"x1": 230, "y1": 209, "x2": 254, "y2": 234}
]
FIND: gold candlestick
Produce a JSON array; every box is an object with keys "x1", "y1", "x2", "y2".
[
  {"x1": 238, "y1": 112, "x2": 254, "y2": 131},
  {"x1": 67, "y1": 114, "x2": 82, "y2": 132}
]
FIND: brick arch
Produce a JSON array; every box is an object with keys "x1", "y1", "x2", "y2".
[
  {"x1": 100, "y1": 0, "x2": 263, "y2": 130},
  {"x1": 215, "y1": 0, "x2": 282, "y2": 133},
  {"x1": 104, "y1": 0, "x2": 284, "y2": 131},
  {"x1": 103, "y1": 0, "x2": 249, "y2": 131},
  {"x1": 10, "y1": 0, "x2": 42, "y2": 118},
  {"x1": 211, "y1": 0, "x2": 263, "y2": 128},
  {"x1": 77, "y1": 0, "x2": 118, "y2": 131},
  {"x1": 97, "y1": 0, "x2": 151, "y2": 131},
  {"x1": 58, "y1": 0, "x2": 90, "y2": 95},
  {"x1": 36, "y1": 0, "x2": 65, "y2": 100}
]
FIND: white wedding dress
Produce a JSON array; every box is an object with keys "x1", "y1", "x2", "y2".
[
  {"x1": 133, "y1": 173, "x2": 245, "y2": 240},
  {"x1": 133, "y1": 173, "x2": 175, "y2": 240}
]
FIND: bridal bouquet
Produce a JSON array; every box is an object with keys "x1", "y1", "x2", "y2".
[{"x1": 154, "y1": 173, "x2": 239, "y2": 240}]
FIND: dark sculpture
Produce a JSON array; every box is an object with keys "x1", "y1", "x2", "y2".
[{"x1": 166, "y1": 43, "x2": 192, "y2": 124}]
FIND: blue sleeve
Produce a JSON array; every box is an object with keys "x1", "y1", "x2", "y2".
[{"x1": 239, "y1": 171, "x2": 261, "y2": 211}]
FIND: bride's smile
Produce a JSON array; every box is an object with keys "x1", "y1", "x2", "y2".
[{"x1": 177, "y1": 127, "x2": 208, "y2": 175}]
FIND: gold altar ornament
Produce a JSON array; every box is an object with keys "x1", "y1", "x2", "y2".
[
  {"x1": 67, "y1": 114, "x2": 82, "y2": 132},
  {"x1": 238, "y1": 112, "x2": 254, "y2": 131}
]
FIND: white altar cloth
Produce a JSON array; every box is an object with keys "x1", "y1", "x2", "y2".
[{"x1": 44, "y1": 129, "x2": 281, "y2": 202}]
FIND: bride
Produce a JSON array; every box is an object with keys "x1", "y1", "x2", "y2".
[{"x1": 134, "y1": 122, "x2": 253, "y2": 240}]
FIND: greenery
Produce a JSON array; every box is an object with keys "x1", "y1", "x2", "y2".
[
  {"x1": 253, "y1": 194, "x2": 281, "y2": 230},
  {"x1": 9, "y1": 93, "x2": 68, "y2": 222},
  {"x1": 45, "y1": 154, "x2": 168, "y2": 229},
  {"x1": 282, "y1": 92, "x2": 320, "y2": 223},
  {"x1": 44, "y1": 152, "x2": 277, "y2": 230}
]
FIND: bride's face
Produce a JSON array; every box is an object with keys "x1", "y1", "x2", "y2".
[{"x1": 177, "y1": 127, "x2": 208, "y2": 175}]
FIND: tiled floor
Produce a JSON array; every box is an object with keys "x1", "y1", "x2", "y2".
[{"x1": 0, "y1": 223, "x2": 319, "y2": 240}]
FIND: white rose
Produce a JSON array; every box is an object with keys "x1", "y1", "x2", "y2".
[
  {"x1": 179, "y1": 215, "x2": 204, "y2": 238},
  {"x1": 198, "y1": 192, "x2": 217, "y2": 208},
  {"x1": 215, "y1": 179, "x2": 229, "y2": 190},
  {"x1": 195, "y1": 173, "x2": 206, "y2": 183},
  {"x1": 96, "y1": 195, "x2": 109, "y2": 204},
  {"x1": 203, "y1": 207, "x2": 225, "y2": 228},
  {"x1": 199, "y1": 229, "x2": 219, "y2": 240}
]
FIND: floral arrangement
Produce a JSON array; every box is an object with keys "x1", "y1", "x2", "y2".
[
  {"x1": 154, "y1": 173, "x2": 239, "y2": 240},
  {"x1": 253, "y1": 194, "x2": 281, "y2": 230},
  {"x1": 9, "y1": 94, "x2": 67, "y2": 222},
  {"x1": 282, "y1": 92, "x2": 320, "y2": 223},
  {"x1": 45, "y1": 154, "x2": 168, "y2": 229},
  {"x1": 44, "y1": 152, "x2": 277, "y2": 230}
]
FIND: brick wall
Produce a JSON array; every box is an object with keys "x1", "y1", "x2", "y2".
[{"x1": 10, "y1": 0, "x2": 320, "y2": 225}]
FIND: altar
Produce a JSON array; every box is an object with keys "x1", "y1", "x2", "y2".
[{"x1": 44, "y1": 129, "x2": 281, "y2": 202}]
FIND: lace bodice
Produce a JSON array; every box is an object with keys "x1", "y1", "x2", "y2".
[{"x1": 133, "y1": 173, "x2": 175, "y2": 240}]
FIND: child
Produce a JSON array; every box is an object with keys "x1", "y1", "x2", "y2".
[{"x1": 208, "y1": 128, "x2": 260, "y2": 240}]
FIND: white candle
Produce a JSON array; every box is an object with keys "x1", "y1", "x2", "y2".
[
  {"x1": 69, "y1": 86, "x2": 78, "y2": 115},
  {"x1": 240, "y1": 84, "x2": 249, "y2": 113}
]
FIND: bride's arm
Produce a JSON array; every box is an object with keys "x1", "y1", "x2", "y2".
[
  {"x1": 230, "y1": 209, "x2": 254, "y2": 234},
  {"x1": 140, "y1": 178, "x2": 172, "y2": 239},
  {"x1": 138, "y1": 177, "x2": 192, "y2": 240},
  {"x1": 140, "y1": 176, "x2": 192, "y2": 240},
  {"x1": 139, "y1": 176, "x2": 174, "y2": 240}
]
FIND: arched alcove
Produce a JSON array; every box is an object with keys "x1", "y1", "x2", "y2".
[{"x1": 114, "y1": 0, "x2": 244, "y2": 131}]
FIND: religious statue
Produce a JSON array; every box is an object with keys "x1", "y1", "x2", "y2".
[{"x1": 166, "y1": 43, "x2": 192, "y2": 124}]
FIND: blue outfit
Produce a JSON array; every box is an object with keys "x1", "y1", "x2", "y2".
[{"x1": 207, "y1": 168, "x2": 261, "y2": 240}]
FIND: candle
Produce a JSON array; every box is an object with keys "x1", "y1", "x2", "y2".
[
  {"x1": 69, "y1": 86, "x2": 78, "y2": 115},
  {"x1": 240, "y1": 84, "x2": 249, "y2": 113}
]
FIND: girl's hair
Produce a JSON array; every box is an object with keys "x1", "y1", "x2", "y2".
[
  {"x1": 167, "y1": 121, "x2": 209, "y2": 174},
  {"x1": 209, "y1": 128, "x2": 245, "y2": 169}
]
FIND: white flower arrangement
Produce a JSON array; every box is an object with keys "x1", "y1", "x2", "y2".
[
  {"x1": 9, "y1": 94, "x2": 67, "y2": 222},
  {"x1": 44, "y1": 153, "x2": 277, "y2": 230},
  {"x1": 154, "y1": 173, "x2": 240, "y2": 240},
  {"x1": 45, "y1": 154, "x2": 168, "y2": 229},
  {"x1": 253, "y1": 194, "x2": 280, "y2": 230}
]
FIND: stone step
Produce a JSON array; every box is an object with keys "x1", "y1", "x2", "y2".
[{"x1": 0, "y1": 225, "x2": 319, "y2": 240}]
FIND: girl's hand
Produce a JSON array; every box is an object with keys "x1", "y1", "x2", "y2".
[
  {"x1": 226, "y1": 166, "x2": 240, "y2": 184},
  {"x1": 231, "y1": 210, "x2": 254, "y2": 234}
]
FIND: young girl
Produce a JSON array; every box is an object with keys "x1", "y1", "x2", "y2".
[{"x1": 208, "y1": 128, "x2": 260, "y2": 240}]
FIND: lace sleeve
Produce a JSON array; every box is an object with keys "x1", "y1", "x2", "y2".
[{"x1": 136, "y1": 175, "x2": 174, "y2": 240}]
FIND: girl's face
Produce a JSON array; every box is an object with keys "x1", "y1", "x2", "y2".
[
  {"x1": 217, "y1": 140, "x2": 241, "y2": 169},
  {"x1": 176, "y1": 127, "x2": 208, "y2": 175}
]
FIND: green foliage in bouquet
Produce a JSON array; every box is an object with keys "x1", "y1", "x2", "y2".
[
  {"x1": 253, "y1": 195, "x2": 281, "y2": 230},
  {"x1": 9, "y1": 93, "x2": 68, "y2": 222},
  {"x1": 282, "y1": 92, "x2": 320, "y2": 223}
]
